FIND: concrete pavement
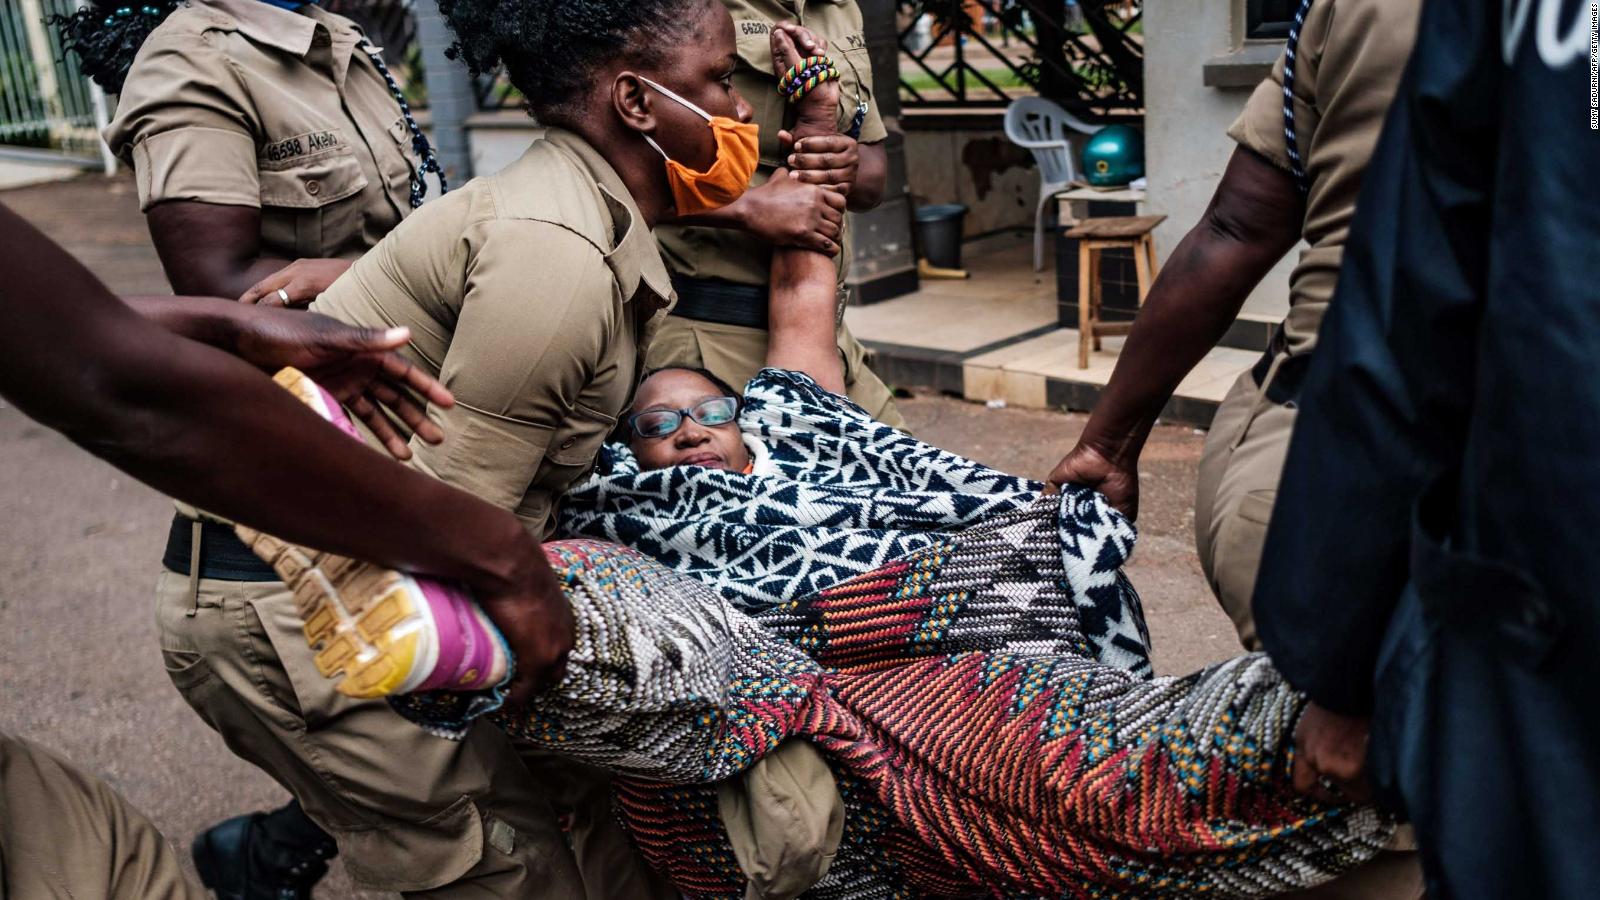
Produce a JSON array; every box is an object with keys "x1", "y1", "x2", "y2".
[{"x1": 0, "y1": 174, "x2": 1241, "y2": 897}]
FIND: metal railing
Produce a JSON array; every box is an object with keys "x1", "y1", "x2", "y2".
[
  {"x1": 897, "y1": 0, "x2": 1142, "y2": 121},
  {"x1": 0, "y1": 0, "x2": 110, "y2": 163}
]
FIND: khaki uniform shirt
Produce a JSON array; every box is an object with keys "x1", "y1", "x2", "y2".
[
  {"x1": 312, "y1": 130, "x2": 673, "y2": 538},
  {"x1": 655, "y1": 0, "x2": 887, "y2": 289},
  {"x1": 105, "y1": 0, "x2": 416, "y2": 260},
  {"x1": 1227, "y1": 0, "x2": 1420, "y2": 356}
]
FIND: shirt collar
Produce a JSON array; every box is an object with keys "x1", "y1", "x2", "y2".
[
  {"x1": 541, "y1": 128, "x2": 675, "y2": 309},
  {"x1": 197, "y1": 0, "x2": 362, "y2": 83}
]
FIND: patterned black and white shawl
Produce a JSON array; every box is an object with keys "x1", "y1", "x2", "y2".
[{"x1": 559, "y1": 368, "x2": 1154, "y2": 676}]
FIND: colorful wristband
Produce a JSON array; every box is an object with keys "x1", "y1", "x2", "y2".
[{"x1": 779, "y1": 56, "x2": 833, "y2": 87}]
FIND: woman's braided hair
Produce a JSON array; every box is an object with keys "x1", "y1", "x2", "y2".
[
  {"x1": 50, "y1": 1, "x2": 182, "y2": 94},
  {"x1": 437, "y1": 0, "x2": 705, "y2": 121}
]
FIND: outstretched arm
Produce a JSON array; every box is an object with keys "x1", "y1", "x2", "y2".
[
  {"x1": 122, "y1": 295, "x2": 449, "y2": 459},
  {"x1": 767, "y1": 230, "x2": 847, "y2": 394},
  {"x1": 762, "y1": 24, "x2": 851, "y2": 394},
  {"x1": 0, "y1": 203, "x2": 572, "y2": 698},
  {"x1": 1047, "y1": 147, "x2": 1303, "y2": 518}
]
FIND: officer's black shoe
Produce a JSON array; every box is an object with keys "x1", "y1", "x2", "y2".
[{"x1": 191, "y1": 800, "x2": 337, "y2": 900}]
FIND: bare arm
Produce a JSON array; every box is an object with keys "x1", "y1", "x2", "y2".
[
  {"x1": 0, "y1": 202, "x2": 571, "y2": 696},
  {"x1": 145, "y1": 201, "x2": 352, "y2": 305},
  {"x1": 124, "y1": 294, "x2": 449, "y2": 459},
  {"x1": 1047, "y1": 148, "x2": 1304, "y2": 517},
  {"x1": 766, "y1": 235, "x2": 846, "y2": 393},
  {"x1": 846, "y1": 140, "x2": 886, "y2": 211},
  {"x1": 759, "y1": 24, "x2": 854, "y2": 393},
  {"x1": 146, "y1": 200, "x2": 293, "y2": 297}
]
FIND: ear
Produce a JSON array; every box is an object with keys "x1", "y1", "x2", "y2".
[{"x1": 610, "y1": 71, "x2": 656, "y2": 136}]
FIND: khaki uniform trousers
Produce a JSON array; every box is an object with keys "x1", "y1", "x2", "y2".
[
  {"x1": 0, "y1": 732, "x2": 204, "y2": 899},
  {"x1": 1193, "y1": 371, "x2": 1296, "y2": 652},
  {"x1": 1194, "y1": 372, "x2": 1425, "y2": 900},
  {"x1": 646, "y1": 317, "x2": 906, "y2": 431},
  {"x1": 153, "y1": 570, "x2": 675, "y2": 898}
]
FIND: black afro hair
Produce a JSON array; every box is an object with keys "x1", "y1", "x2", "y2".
[
  {"x1": 50, "y1": 1, "x2": 182, "y2": 94},
  {"x1": 437, "y1": 0, "x2": 710, "y2": 120}
]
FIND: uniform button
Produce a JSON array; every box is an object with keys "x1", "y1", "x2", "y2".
[
  {"x1": 560, "y1": 437, "x2": 577, "y2": 450},
  {"x1": 305, "y1": 180, "x2": 321, "y2": 196}
]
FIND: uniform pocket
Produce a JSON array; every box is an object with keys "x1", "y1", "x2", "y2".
[
  {"x1": 836, "y1": 46, "x2": 875, "y2": 114},
  {"x1": 244, "y1": 586, "x2": 345, "y2": 729},
  {"x1": 258, "y1": 145, "x2": 370, "y2": 257},
  {"x1": 545, "y1": 403, "x2": 618, "y2": 468},
  {"x1": 336, "y1": 794, "x2": 486, "y2": 893},
  {"x1": 384, "y1": 115, "x2": 419, "y2": 193},
  {"x1": 1235, "y1": 489, "x2": 1275, "y2": 526},
  {"x1": 162, "y1": 648, "x2": 219, "y2": 694},
  {"x1": 1209, "y1": 490, "x2": 1276, "y2": 647},
  {"x1": 734, "y1": 22, "x2": 775, "y2": 73},
  {"x1": 527, "y1": 405, "x2": 618, "y2": 523},
  {"x1": 734, "y1": 26, "x2": 788, "y2": 166},
  {"x1": 258, "y1": 146, "x2": 368, "y2": 209}
]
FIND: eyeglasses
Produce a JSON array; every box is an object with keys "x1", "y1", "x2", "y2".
[{"x1": 628, "y1": 396, "x2": 739, "y2": 439}]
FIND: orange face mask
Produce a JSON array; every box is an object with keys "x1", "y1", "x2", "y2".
[{"x1": 640, "y1": 77, "x2": 759, "y2": 216}]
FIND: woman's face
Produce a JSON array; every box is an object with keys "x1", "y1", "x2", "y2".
[
  {"x1": 643, "y1": 0, "x2": 754, "y2": 172},
  {"x1": 629, "y1": 369, "x2": 752, "y2": 473}
]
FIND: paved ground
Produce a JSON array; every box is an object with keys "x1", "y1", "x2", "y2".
[
  {"x1": 0, "y1": 156, "x2": 91, "y2": 191},
  {"x1": 0, "y1": 174, "x2": 1242, "y2": 896}
]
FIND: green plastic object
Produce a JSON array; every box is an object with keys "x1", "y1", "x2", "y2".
[{"x1": 1080, "y1": 124, "x2": 1145, "y2": 187}]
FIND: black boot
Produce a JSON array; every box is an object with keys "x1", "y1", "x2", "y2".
[{"x1": 192, "y1": 800, "x2": 337, "y2": 899}]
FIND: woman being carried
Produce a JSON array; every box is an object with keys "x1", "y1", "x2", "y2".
[
  {"x1": 240, "y1": 24, "x2": 1395, "y2": 900},
  {"x1": 561, "y1": 29, "x2": 1152, "y2": 674}
]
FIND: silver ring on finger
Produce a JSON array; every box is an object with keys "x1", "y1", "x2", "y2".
[{"x1": 276, "y1": 288, "x2": 291, "y2": 304}]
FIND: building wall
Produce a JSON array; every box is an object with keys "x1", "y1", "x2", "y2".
[
  {"x1": 463, "y1": 112, "x2": 542, "y2": 178},
  {"x1": 1144, "y1": 0, "x2": 1294, "y2": 321},
  {"x1": 901, "y1": 120, "x2": 1058, "y2": 238}
]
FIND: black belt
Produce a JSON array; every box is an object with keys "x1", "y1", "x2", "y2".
[
  {"x1": 1249, "y1": 327, "x2": 1310, "y2": 405},
  {"x1": 669, "y1": 275, "x2": 769, "y2": 330},
  {"x1": 161, "y1": 513, "x2": 279, "y2": 581}
]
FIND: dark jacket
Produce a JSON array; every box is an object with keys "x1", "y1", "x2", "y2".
[{"x1": 1251, "y1": 0, "x2": 1600, "y2": 896}]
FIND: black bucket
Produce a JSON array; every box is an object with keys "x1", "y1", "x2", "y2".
[{"x1": 913, "y1": 203, "x2": 968, "y2": 269}]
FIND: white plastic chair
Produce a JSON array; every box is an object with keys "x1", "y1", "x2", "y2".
[{"x1": 1003, "y1": 97, "x2": 1097, "y2": 271}]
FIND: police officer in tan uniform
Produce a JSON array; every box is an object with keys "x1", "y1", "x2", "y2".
[
  {"x1": 0, "y1": 201, "x2": 605, "y2": 900},
  {"x1": 76, "y1": 0, "x2": 570, "y2": 895},
  {"x1": 306, "y1": 0, "x2": 792, "y2": 896},
  {"x1": 651, "y1": 0, "x2": 906, "y2": 429},
  {"x1": 98, "y1": 0, "x2": 439, "y2": 305},
  {"x1": 1048, "y1": 0, "x2": 1424, "y2": 896}
]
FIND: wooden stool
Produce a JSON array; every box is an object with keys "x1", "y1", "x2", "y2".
[{"x1": 1064, "y1": 214, "x2": 1165, "y2": 368}]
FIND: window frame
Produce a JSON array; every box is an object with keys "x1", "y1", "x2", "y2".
[{"x1": 1245, "y1": 0, "x2": 1298, "y2": 39}]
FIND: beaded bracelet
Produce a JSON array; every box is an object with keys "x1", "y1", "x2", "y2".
[
  {"x1": 782, "y1": 64, "x2": 835, "y2": 97},
  {"x1": 787, "y1": 68, "x2": 838, "y2": 104},
  {"x1": 779, "y1": 55, "x2": 840, "y2": 104},
  {"x1": 782, "y1": 70, "x2": 839, "y2": 105},
  {"x1": 779, "y1": 56, "x2": 833, "y2": 86},
  {"x1": 781, "y1": 63, "x2": 827, "y2": 91}
]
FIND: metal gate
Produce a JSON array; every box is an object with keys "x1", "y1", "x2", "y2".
[
  {"x1": 897, "y1": 0, "x2": 1142, "y2": 121},
  {"x1": 0, "y1": 0, "x2": 113, "y2": 165}
]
